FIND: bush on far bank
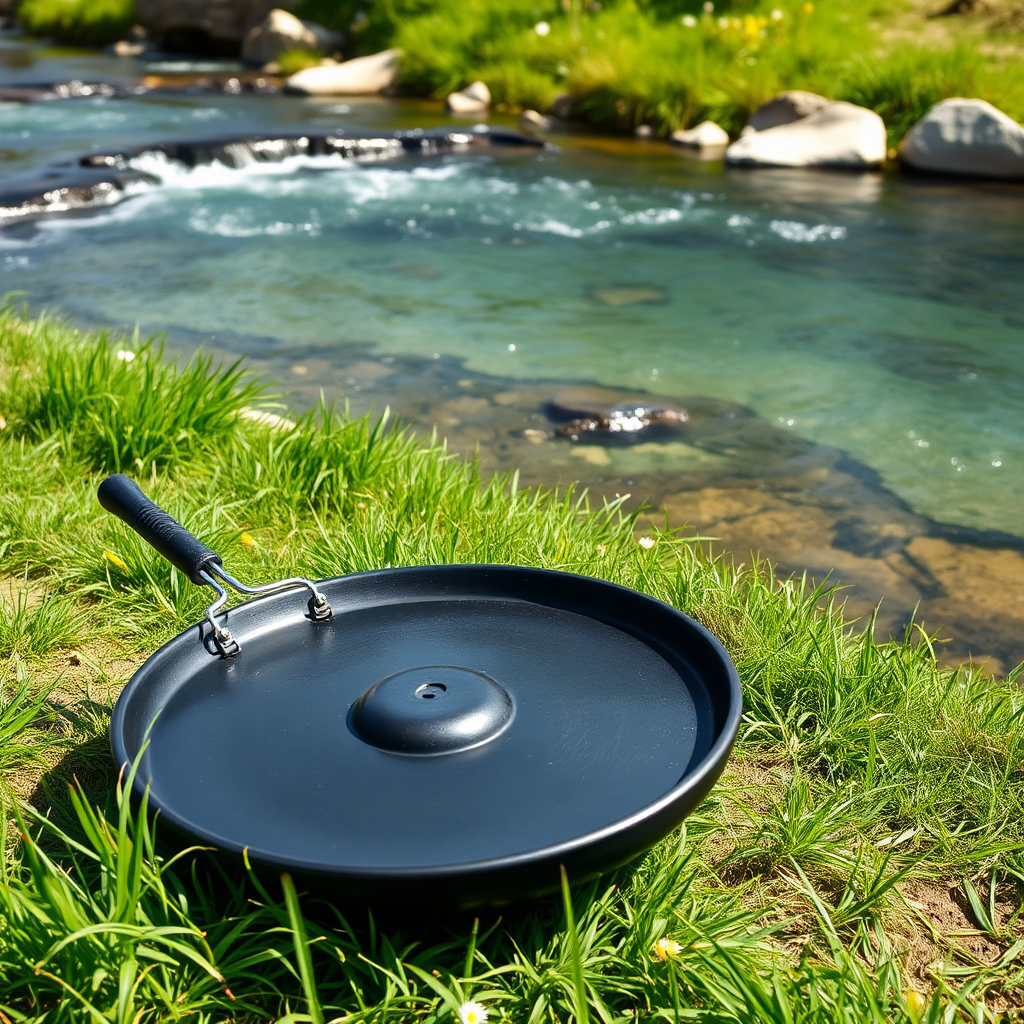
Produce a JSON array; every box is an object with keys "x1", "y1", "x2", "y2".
[{"x1": 17, "y1": 0, "x2": 135, "y2": 46}]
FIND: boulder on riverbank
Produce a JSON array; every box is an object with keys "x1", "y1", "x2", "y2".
[
  {"x1": 284, "y1": 49, "x2": 399, "y2": 95},
  {"x1": 899, "y1": 98, "x2": 1024, "y2": 180},
  {"x1": 746, "y1": 90, "x2": 830, "y2": 132},
  {"x1": 135, "y1": 0, "x2": 285, "y2": 52},
  {"x1": 670, "y1": 120, "x2": 729, "y2": 151},
  {"x1": 519, "y1": 109, "x2": 553, "y2": 132},
  {"x1": 446, "y1": 80, "x2": 490, "y2": 114},
  {"x1": 241, "y1": 9, "x2": 342, "y2": 65},
  {"x1": 725, "y1": 102, "x2": 886, "y2": 169}
]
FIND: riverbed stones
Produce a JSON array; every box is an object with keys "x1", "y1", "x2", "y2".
[
  {"x1": 670, "y1": 120, "x2": 729, "y2": 150},
  {"x1": 284, "y1": 48, "x2": 399, "y2": 94},
  {"x1": 725, "y1": 101, "x2": 887, "y2": 168},
  {"x1": 747, "y1": 90, "x2": 830, "y2": 132},
  {"x1": 241, "y1": 9, "x2": 342, "y2": 65},
  {"x1": 591, "y1": 285, "x2": 668, "y2": 306},
  {"x1": 899, "y1": 98, "x2": 1024, "y2": 180},
  {"x1": 135, "y1": 0, "x2": 284, "y2": 50},
  {"x1": 446, "y1": 80, "x2": 491, "y2": 114}
]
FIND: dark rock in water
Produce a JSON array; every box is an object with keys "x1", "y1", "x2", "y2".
[
  {"x1": 545, "y1": 386, "x2": 689, "y2": 443},
  {"x1": 0, "y1": 76, "x2": 280, "y2": 103},
  {"x1": 554, "y1": 407, "x2": 687, "y2": 441},
  {"x1": 135, "y1": 0, "x2": 284, "y2": 54},
  {"x1": 0, "y1": 168, "x2": 159, "y2": 222},
  {"x1": 89, "y1": 127, "x2": 544, "y2": 170},
  {"x1": 0, "y1": 128, "x2": 544, "y2": 225},
  {"x1": 0, "y1": 80, "x2": 152, "y2": 103}
]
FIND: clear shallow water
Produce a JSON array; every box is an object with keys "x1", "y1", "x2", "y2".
[{"x1": 2, "y1": 41, "x2": 1023, "y2": 541}]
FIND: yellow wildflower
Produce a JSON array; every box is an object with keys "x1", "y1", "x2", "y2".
[
  {"x1": 239, "y1": 531, "x2": 257, "y2": 548},
  {"x1": 103, "y1": 550, "x2": 128, "y2": 571},
  {"x1": 653, "y1": 937, "x2": 683, "y2": 960},
  {"x1": 801, "y1": 1, "x2": 814, "y2": 12}
]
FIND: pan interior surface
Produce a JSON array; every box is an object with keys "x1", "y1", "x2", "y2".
[{"x1": 127, "y1": 576, "x2": 720, "y2": 872}]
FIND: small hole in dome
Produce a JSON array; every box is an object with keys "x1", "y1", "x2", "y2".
[{"x1": 416, "y1": 682, "x2": 447, "y2": 700}]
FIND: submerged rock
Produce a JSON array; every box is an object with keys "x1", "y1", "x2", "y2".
[
  {"x1": 726, "y1": 102, "x2": 886, "y2": 169},
  {"x1": 446, "y1": 80, "x2": 491, "y2": 114},
  {"x1": 592, "y1": 285, "x2": 668, "y2": 307},
  {"x1": 746, "y1": 90, "x2": 830, "y2": 132},
  {"x1": 545, "y1": 387, "x2": 688, "y2": 443},
  {"x1": 899, "y1": 98, "x2": 1024, "y2": 180},
  {"x1": 241, "y1": 9, "x2": 342, "y2": 65},
  {"x1": 670, "y1": 120, "x2": 729, "y2": 150},
  {"x1": 285, "y1": 49, "x2": 399, "y2": 95}
]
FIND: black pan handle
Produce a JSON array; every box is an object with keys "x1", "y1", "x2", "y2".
[{"x1": 98, "y1": 474, "x2": 222, "y2": 585}]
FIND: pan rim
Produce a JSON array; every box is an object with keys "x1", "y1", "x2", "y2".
[{"x1": 110, "y1": 563, "x2": 742, "y2": 880}]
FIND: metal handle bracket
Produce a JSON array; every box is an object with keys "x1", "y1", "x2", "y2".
[{"x1": 199, "y1": 564, "x2": 333, "y2": 658}]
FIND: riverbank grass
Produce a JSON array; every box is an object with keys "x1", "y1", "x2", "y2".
[
  {"x1": 15, "y1": 0, "x2": 1024, "y2": 141},
  {"x1": 0, "y1": 306, "x2": 1022, "y2": 1022}
]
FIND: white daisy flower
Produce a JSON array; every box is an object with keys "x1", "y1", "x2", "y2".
[
  {"x1": 638, "y1": 536, "x2": 656, "y2": 549},
  {"x1": 654, "y1": 937, "x2": 683, "y2": 960},
  {"x1": 534, "y1": 20, "x2": 551, "y2": 35},
  {"x1": 682, "y1": 14, "x2": 697, "y2": 25},
  {"x1": 459, "y1": 1001, "x2": 489, "y2": 1024},
  {"x1": 115, "y1": 349, "x2": 136, "y2": 362}
]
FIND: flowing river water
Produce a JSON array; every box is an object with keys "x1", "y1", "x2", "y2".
[{"x1": 3, "y1": 34, "x2": 1024, "y2": 671}]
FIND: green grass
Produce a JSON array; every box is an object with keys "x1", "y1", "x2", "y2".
[
  {"x1": 276, "y1": 48, "x2": 327, "y2": 75},
  {"x1": 296, "y1": 0, "x2": 1024, "y2": 142},
  {"x1": 17, "y1": 0, "x2": 136, "y2": 46},
  {"x1": 0, "y1": 304, "x2": 1022, "y2": 1022},
  {"x1": 16, "y1": 0, "x2": 1024, "y2": 141}
]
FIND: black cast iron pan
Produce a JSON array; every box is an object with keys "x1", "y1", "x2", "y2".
[{"x1": 99, "y1": 474, "x2": 741, "y2": 909}]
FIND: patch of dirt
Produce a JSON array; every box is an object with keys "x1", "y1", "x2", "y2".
[
  {"x1": 899, "y1": 879, "x2": 1021, "y2": 984},
  {"x1": 887, "y1": 0, "x2": 1024, "y2": 56}
]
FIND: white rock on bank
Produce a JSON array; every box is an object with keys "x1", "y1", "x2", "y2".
[
  {"x1": 285, "y1": 48, "x2": 399, "y2": 95},
  {"x1": 242, "y1": 9, "x2": 342, "y2": 65},
  {"x1": 238, "y1": 407, "x2": 297, "y2": 431},
  {"x1": 446, "y1": 80, "x2": 491, "y2": 114},
  {"x1": 109, "y1": 39, "x2": 147, "y2": 56},
  {"x1": 670, "y1": 120, "x2": 729, "y2": 149},
  {"x1": 725, "y1": 101, "x2": 886, "y2": 169},
  {"x1": 519, "y1": 109, "x2": 552, "y2": 132},
  {"x1": 899, "y1": 98, "x2": 1024, "y2": 180},
  {"x1": 747, "y1": 90, "x2": 829, "y2": 132}
]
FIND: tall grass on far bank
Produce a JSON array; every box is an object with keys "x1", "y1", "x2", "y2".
[
  {"x1": 0, "y1": 305, "x2": 1022, "y2": 1022},
  {"x1": 299, "y1": 0, "x2": 1024, "y2": 142},
  {"x1": 17, "y1": 0, "x2": 135, "y2": 46}
]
